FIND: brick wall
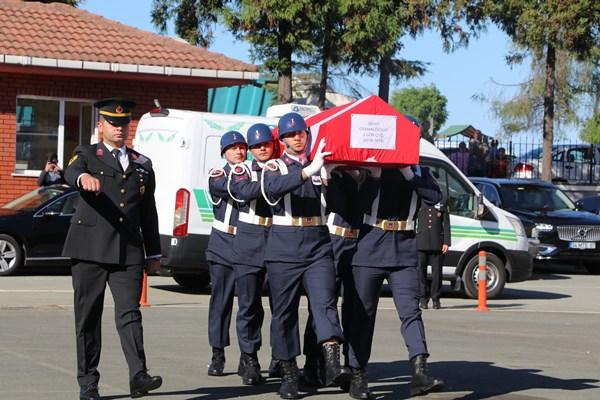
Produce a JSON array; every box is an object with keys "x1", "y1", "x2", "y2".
[{"x1": 0, "y1": 72, "x2": 208, "y2": 203}]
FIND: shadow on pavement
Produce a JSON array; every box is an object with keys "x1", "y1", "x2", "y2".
[
  {"x1": 496, "y1": 288, "x2": 571, "y2": 300},
  {"x1": 151, "y1": 284, "x2": 211, "y2": 295},
  {"x1": 366, "y1": 360, "x2": 599, "y2": 399}
]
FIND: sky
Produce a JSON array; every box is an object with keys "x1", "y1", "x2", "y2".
[{"x1": 81, "y1": 0, "x2": 536, "y2": 139}]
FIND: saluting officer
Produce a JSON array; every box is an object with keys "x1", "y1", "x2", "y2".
[
  {"x1": 301, "y1": 166, "x2": 367, "y2": 387},
  {"x1": 63, "y1": 98, "x2": 162, "y2": 400},
  {"x1": 226, "y1": 123, "x2": 276, "y2": 385},
  {"x1": 205, "y1": 131, "x2": 247, "y2": 377},
  {"x1": 416, "y1": 195, "x2": 451, "y2": 310},
  {"x1": 262, "y1": 112, "x2": 346, "y2": 399},
  {"x1": 346, "y1": 165, "x2": 445, "y2": 399}
]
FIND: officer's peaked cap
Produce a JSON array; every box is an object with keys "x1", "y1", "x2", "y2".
[{"x1": 95, "y1": 97, "x2": 136, "y2": 126}]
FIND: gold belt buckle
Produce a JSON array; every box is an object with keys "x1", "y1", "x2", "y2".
[
  {"x1": 227, "y1": 226, "x2": 237, "y2": 235},
  {"x1": 258, "y1": 216, "x2": 272, "y2": 227}
]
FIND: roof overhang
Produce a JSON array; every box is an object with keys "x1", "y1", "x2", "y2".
[{"x1": 0, "y1": 54, "x2": 259, "y2": 88}]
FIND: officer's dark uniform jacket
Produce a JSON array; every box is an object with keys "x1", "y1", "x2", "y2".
[
  {"x1": 416, "y1": 199, "x2": 451, "y2": 251},
  {"x1": 206, "y1": 164, "x2": 239, "y2": 266},
  {"x1": 325, "y1": 170, "x2": 372, "y2": 265},
  {"x1": 62, "y1": 142, "x2": 160, "y2": 265},
  {"x1": 262, "y1": 152, "x2": 332, "y2": 262},
  {"x1": 228, "y1": 160, "x2": 272, "y2": 267},
  {"x1": 353, "y1": 167, "x2": 442, "y2": 268}
]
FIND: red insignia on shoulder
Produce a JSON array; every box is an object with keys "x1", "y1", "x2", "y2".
[
  {"x1": 96, "y1": 147, "x2": 104, "y2": 157},
  {"x1": 265, "y1": 161, "x2": 279, "y2": 172},
  {"x1": 234, "y1": 166, "x2": 244, "y2": 174},
  {"x1": 209, "y1": 168, "x2": 225, "y2": 178}
]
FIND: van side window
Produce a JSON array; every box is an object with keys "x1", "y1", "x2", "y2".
[
  {"x1": 203, "y1": 136, "x2": 224, "y2": 175},
  {"x1": 477, "y1": 183, "x2": 501, "y2": 206},
  {"x1": 421, "y1": 158, "x2": 475, "y2": 218}
]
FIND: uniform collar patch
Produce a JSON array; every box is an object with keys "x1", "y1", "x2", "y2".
[{"x1": 96, "y1": 147, "x2": 104, "y2": 157}]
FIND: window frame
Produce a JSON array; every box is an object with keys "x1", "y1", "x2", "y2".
[{"x1": 13, "y1": 95, "x2": 97, "y2": 177}]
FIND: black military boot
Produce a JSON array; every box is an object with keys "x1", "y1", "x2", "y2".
[
  {"x1": 300, "y1": 352, "x2": 323, "y2": 387},
  {"x1": 207, "y1": 347, "x2": 225, "y2": 376},
  {"x1": 432, "y1": 299, "x2": 441, "y2": 309},
  {"x1": 322, "y1": 342, "x2": 349, "y2": 387},
  {"x1": 269, "y1": 358, "x2": 283, "y2": 378},
  {"x1": 238, "y1": 352, "x2": 263, "y2": 385},
  {"x1": 348, "y1": 368, "x2": 372, "y2": 400},
  {"x1": 279, "y1": 359, "x2": 300, "y2": 399},
  {"x1": 410, "y1": 354, "x2": 445, "y2": 396},
  {"x1": 419, "y1": 298, "x2": 429, "y2": 310}
]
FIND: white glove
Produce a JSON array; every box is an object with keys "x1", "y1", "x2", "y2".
[
  {"x1": 302, "y1": 139, "x2": 331, "y2": 177},
  {"x1": 363, "y1": 166, "x2": 381, "y2": 179},
  {"x1": 320, "y1": 163, "x2": 340, "y2": 180},
  {"x1": 400, "y1": 166, "x2": 415, "y2": 180}
]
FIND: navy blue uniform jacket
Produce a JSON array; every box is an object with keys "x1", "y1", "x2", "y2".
[{"x1": 206, "y1": 164, "x2": 238, "y2": 266}]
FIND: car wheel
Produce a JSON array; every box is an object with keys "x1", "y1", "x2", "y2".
[
  {"x1": 0, "y1": 234, "x2": 24, "y2": 276},
  {"x1": 172, "y1": 272, "x2": 210, "y2": 290},
  {"x1": 461, "y1": 252, "x2": 506, "y2": 299}
]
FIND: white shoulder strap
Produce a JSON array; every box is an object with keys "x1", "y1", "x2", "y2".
[
  {"x1": 207, "y1": 167, "x2": 226, "y2": 206},
  {"x1": 261, "y1": 159, "x2": 287, "y2": 206},
  {"x1": 227, "y1": 162, "x2": 252, "y2": 203}
]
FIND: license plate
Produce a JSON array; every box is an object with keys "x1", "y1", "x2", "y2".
[{"x1": 569, "y1": 242, "x2": 596, "y2": 249}]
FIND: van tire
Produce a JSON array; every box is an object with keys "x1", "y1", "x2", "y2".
[
  {"x1": 0, "y1": 234, "x2": 23, "y2": 276},
  {"x1": 461, "y1": 253, "x2": 506, "y2": 299},
  {"x1": 584, "y1": 263, "x2": 600, "y2": 275},
  {"x1": 172, "y1": 272, "x2": 210, "y2": 290}
]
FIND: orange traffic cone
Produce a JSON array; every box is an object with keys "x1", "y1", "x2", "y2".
[
  {"x1": 140, "y1": 271, "x2": 150, "y2": 307},
  {"x1": 476, "y1": 250, "x2": 489, "y2": 312}
]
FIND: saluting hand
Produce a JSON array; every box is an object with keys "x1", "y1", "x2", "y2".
[{"x1": 80, "y1": 174, "x2": 101, "y2": 193}]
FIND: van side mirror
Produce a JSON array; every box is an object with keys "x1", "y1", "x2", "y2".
[{"x1": 474, "y1": 193, "x2": 485, "y2": 218}]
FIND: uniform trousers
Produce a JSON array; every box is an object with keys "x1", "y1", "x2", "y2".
[
  {"x1": 208, "y1": 262, "x2": 235, "y2": 349},
  {"x1": 346, "y1": 265, "x2": 429, "y2": 369},
  {"x1": 303, "y1": 249, "x2": 354, "y2": 363},
  {"x1": 232, "y1": 264, "x2": 266, "y2": 354},
  {"x1": 266, "y1": 257, "x2": 344, "y2": 361},
  {"x1": 417, "y1": 251, "x2": 443, "y2": 301},
  {"x1": 72, "y1": 260, "x2": 146, "y2": 386}
]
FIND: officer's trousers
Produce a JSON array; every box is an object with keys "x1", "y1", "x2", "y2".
[
  {"x1": 208, "y1": 262, "x2": 235, "y2": 349},
  {"x1": 232, "y1": 264, "x2": 266, "y2": 354},
  {"x1": 72, "y1": 261, "x2": 146, "y2": 386},
  {"x1": 417, "y1": 251, "x2": 443, "y2": 301},
  {"x1": 266, "y1": 257, "x2": 343, "y2": 361},
  {"x1": 346, "y1": 265, "x2": 429, "y2": 369}
]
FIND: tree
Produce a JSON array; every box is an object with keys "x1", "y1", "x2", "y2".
[
  {"x1": 580, "y1": 113, "x2": 600, "y2": 143},
  {"x1": 390, "y1": 85, "x2": 448, "y2": 141},
  {"x1": 482, "y1": 0, "x2": 600, "y2": 181},
  {"x1": 151, "y1": 0, "x2": 226, "y2": 47}
]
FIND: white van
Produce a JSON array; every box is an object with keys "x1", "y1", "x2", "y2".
[{"x1": 135, "y1": 108, "x2": 533, "y2": 298}]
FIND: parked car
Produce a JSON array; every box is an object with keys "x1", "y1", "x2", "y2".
[
  {"x1": 576, "y1": 195, "x2": 600, "y2": 215},
  {"x1": 0, "y1": 184, "x2": 76, "y2": 276},
  {"x1": 470, "y1": 178, "x2": 600, "y2": 274},
  {"x1": 512, "y1": 144, "x2": 600, "y2": 183}
]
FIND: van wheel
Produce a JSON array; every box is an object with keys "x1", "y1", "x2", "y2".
[
  {"x1": 584, "y1": 263, "x2": 600, "y2": 275},
  {"x1": 461, "y1": 253, "x2": 506, "y2": 299},
  {"x1": 0, "y1": 234, "x2": 23, "y2": 276},
  {"x1": 172, "y1": 272, "x2": 210, "y2": 290}
]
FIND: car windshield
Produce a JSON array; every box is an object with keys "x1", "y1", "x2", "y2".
[
  {"x1": 2, "y1": 186, "x2": 66, "y2": 211},
  {"x1": 500, "y1": 185, "x2": 576, "y2": 212}
]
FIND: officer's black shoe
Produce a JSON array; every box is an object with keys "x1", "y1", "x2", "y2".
[
  {"x1": 419, "y1": 298, "x2": 429, "y2": 309},
  {"x1": 322, "y1": 342, "x2": 349, "y2": 387},
  {"x1": 349, "y1": 368, "x2": 373, "y2": 400},
  {"x1": 409, "y1": 354, "x2": 445, "y2": 396},
  {"x1": 79, "y1": 383, "x2": 100, "y2": 400},
  {"x1": 269, "y1": 358, "x2": 283, "y2": 378},
  {"x1": 208, "y1": 347, "x2": 225, "y2": 376},
  {"x1": 129, "y1": 371, "x2": 162, "y2": 398},
  {"x1": 238, "y1": 352, "x2": 263, "y2": 385},
  {"x1": 432, "y1": 299, "x2": 441, "y2": 310},
  {"x1": 279, "y1": 359, "x2": 300, "y2": 399}
]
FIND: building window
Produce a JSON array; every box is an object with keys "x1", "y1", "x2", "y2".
[{"x1": 15, "y1": 97, "x2": 95, "y2": 175}]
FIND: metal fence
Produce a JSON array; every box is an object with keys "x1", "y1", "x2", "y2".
[{"x1": 434, "y1": 135, "x2": 599, "y2": 184}]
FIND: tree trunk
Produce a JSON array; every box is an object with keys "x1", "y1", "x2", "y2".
[
  {"x1": 277, "y1": 20, "x2": 293, "y2": 103},
  {"x1": 318, "y1": 28, "x2": 331, "y2": 110},
  {"x1": 378, "y1": 54, "x2": 391, "y2": 102},
  {"x1": 541, "y1": 43, "x2": 556, "y2": 182}
]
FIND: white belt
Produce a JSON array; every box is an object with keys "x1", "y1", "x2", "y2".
[
  {"x1": 272, "y1": 215, "x2": 325, "y2": 227},
  {"x1": 238, "y1": 212, "x2": 272, "y2": 227},
  {"x1": 212, "y1": 219, "x2": 237, "y2": 235}
]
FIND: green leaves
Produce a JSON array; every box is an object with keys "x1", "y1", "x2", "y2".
[{"x1": 390, "y1": 85, "x2": 448, "y2": 137}]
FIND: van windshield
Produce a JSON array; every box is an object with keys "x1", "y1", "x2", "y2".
[{"x1": 500, "y1": 185, "x2": 576, "y2": 212}]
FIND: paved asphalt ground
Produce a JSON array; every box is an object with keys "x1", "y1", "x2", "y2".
[{"x1": 1, "y1": 264, "x2": 599, "y2": 400}]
